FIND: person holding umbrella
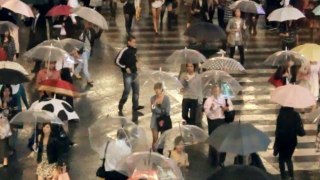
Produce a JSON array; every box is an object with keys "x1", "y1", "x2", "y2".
[
  {"x1": 203, "y1": 84, "x2": 233, "y2": 167},
  {"x1": 279, "y1": 20, "x2": 299, "y2": 50},
  {"x1": 122, "y1": 0, "x2": 141, "y2": 34},
  {"x1": 180, "y1": 63, "x2": 203, "y2": 125},
  {"x1": 226, "y1": 8, "x2": 246, "y2": 65},
  {"x1": 36, "y1": 61, "x2": 61, "y2": 88},
  {"x1": 0, "y1": 27, "x2": 16, "y2": 61},
  {"x1": 274, "y1": 106, "x2": 305, "y2": 180},
  {"x1": 0, "y1": 111, "x2": 11, "y2": 168},
  {"x1": 167, "y1": 136, "x2": 190, "y2": 170}
]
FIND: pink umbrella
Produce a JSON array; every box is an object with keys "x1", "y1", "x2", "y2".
[
  {"x1": 1, "y1": 0, "x2": 34, "y2": 18},
  {"x1": 270, "y1": 84, "x2": 316, "y2": 108}
]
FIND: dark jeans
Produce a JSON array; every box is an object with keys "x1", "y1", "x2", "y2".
[
  {"x1": 118, "y1": 73, "x2": 139, "y2": 111},
  {"x1": 182, "y1": 99, "x2": 198, "y2": 125},
  {"x1": 217, "y1": 8, "x2": 224, "y2": 29},
  {"x1": 279, "y1": 147, "x2": 295, "y2": 179},
  {"x1": 207, "y1": 118, "x2": 226, "y2": 166},
  {"x1": 229, "y1": 45, "x2": 245, "y2": 65}
]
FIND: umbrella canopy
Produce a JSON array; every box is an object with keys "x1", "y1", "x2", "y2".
[
  {"x1": 10, "y1": 110, "x2": 64, "y2": 125},
  {"x1": 1, "y1": 0, "x2": 34, "y2": 17},
  {"x1": 208, "y1": 122, "x2": 271, "y2": 155},
  {"x1": 270, "y1": 84, "x2": 316, "y2": 108},
  {"x1": 201, "y1": 70, "x2": 242, "y2": 98},
  {"x1": 267, "y1": 6, "x2": 305, "y2": 22},
  {"x1": 88, "y1": 116, "x2": 149, "y2": 156},
  {"x1": 138, "y1": 68, "x2": 182, "y2": 92},
  {"x1": 229, "y1": 0, "x2": 265, "y2": 14},
  {"x1": 202, "y1": 57, "x2": 245, "y2": 72},
  {"x1": 37, "y1": 38, "x2": 84, "y2": 52},
  {"x1": 166, "y1": 48, "x2": 207, "y2": 67},
  {"x1": 0, "y1": 61, "x2": 28, "y2": 75},
  {"x1": 0, "y1": 69, "x2": 29, "y2": 84},
  {"x1": 23, "y1": 45, "x2": 71, "y2": 62},
  {"x1": 29, "y1": 98, "x2": 80, "y2": 122},
  {"x1": 184, "y1": 22, "x2": 226, "y2": 42},
  {"x1": 72, "y1": 6, "x2": 108, "y2": 30},
  {"x1": 116, "y1": 151, "x2": 184, "y2": 180},
  {"x1": 264, "y1": 49, "x2": 309, "y2": 66},
  {"x1": 155, "y1": 125, "x2": 209, "y2": 150},
  {"x1": 38, "y1": 79, "x2": 79, "y2": 98},
  {"x1": 46, "y1": 5, "x2": 72, "y2": 17},
  {"x1": 0, "y1": 21, "x2": 18, "y2": 34},
  {"x1": 291, "y1": 43, "x2": 320, "y2": 62},
  {"x1": 313, "y1": 5, "x2": 320, "y2": 16},
  {"x1": 207, "y1": 165, "x2": 274, "y2": 180}
]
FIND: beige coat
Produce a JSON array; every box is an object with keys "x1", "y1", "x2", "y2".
[{"x1": 226, "y1": 17, "x2": 246, "y2": 46}]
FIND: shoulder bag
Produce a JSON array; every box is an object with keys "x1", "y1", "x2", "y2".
[
  {"x1": 96, "y1": 141, "x2": 110, "y2": 178},
  {"x1": 224, "y1": 99, "x2": 235, "y2": 123}
]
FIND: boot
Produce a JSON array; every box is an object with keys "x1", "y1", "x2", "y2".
[{"x1": 160, "y1": 9, "x2": 165, "y2": 31}]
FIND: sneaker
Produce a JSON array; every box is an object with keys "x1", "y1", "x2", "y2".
[
  {"x1": 133, "y1": 111, "x2": 144, "y2": 116},
  {"x1": 118, "y1": 111, "x2": 124, "y2": 116},
  {"x1": 134, "y1": 106, "x2": 144, "y2": 111}
]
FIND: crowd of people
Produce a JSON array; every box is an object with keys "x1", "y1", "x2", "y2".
[{"x1": 0, "y1": 0, "x2": 320, "y2": 180}]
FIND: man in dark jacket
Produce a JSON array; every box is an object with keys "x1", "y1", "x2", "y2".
[
  {"x1": 26, "y1": 6, "x2": 50, "y2": 73},
  {"x1": 116, "y1": 35, "x2": 144, "y2": 116}
]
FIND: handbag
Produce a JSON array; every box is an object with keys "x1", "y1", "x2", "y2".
[
  {"x1": 156, "y1": 114, "x2": 172, "y2": 133},
  {"x1": 268, "y1": 74, "x2": 283, "y2": 87},
  {"x1": 224, "y1": 99, "x2": 235, "y2": 123},
  {"x1": 297, "y1": 119, "x2": 306, "y2": 137},
  {"x1": 96, "y1": 141, "x2": 110, "y2": 178}
]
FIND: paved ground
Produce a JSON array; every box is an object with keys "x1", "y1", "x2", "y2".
[{"x1": 1, "y1": 1, "x2": 320, "y2": 180}]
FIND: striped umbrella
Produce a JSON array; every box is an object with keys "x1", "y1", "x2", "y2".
[
  {"x1": 202, "y1": 57, "x2": 245, "y2": 72},
  {"x1": 38, "y1": 79, "x2": 79, "y2": 98}
]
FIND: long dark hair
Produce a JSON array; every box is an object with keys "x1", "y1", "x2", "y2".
[
  {"x1": 0, "y1": 30, "x2": 13, "y2": 44},
  {"x1": 0, "y1": 84, "x2": 13, "y2": 101}
]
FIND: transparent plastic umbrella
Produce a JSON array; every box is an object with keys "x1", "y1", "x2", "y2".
[
  {"x1": 36, "y1": 38, "x2": 84, "y2": 53},
  {"x1": 155, "y1": 124, "x2": 209, "y2": 150},
  {"x1": 88, "y1": 116, "x2": 149, "y2": 156},
  {"x1": 116, "y1": 151, "x2": 184, "y2": 180},
  {"x1": 138, "y1": 68, "x2": 183, "y2": 92},
  {"x1": 10, "y1": 110, "x2": 64, "y2": 125},
  {"x1": 201, "y1": 70, "x2": 242, "y2": 98},
  {"x1": 23, "y1": 45, "x2": 71, "y2": 62},
  {"x1": 72, "y1": 6, "x2": 108, "y2": 30},
  {"x1": 264, "y1": 48, "x2": 309, "y2": 66},
  {"x1": 208, "y1": 122, "x2": 271, "y2": 155},
  {"x1": 166, "y1": 47, "x2": 206, "y2": 69}
]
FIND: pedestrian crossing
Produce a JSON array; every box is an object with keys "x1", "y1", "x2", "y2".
[{"x1": 101, "y1": 3, "x2": 320, "y2": 177}]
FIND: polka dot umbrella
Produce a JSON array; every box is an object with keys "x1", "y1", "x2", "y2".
[{"x1": 29, "y1": 98, "x2": 80, "y2": 122}]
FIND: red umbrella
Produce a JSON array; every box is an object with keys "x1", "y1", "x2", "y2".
[
  {"x1": 46, "y1": 5, "x2": 72, "y2": 17},
  {"x1": 38, "y1": 79, "x2": 79, "y2": 98}
]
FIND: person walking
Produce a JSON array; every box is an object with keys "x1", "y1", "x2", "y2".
[
  {"x1": 150, "y1": 82, "x2": 171, "y2": 150},
  {"x1": 151, "y1": 0, "x2": 164, "y2": 34},
  {"x1": 0, "y1": 111, "x2": 11, "y2": 168},
  {"x1": 180, "y1": 63, "x2": 202, "y2": 125},
  {"x1": 308, "y1": 62, "x2": 320, "y2": 106},
  {"x1": 274, "y1": 106, "x2": 305, "y2": 180},
  {"x1": 226, "y1": 8, "x2": 246, "y2": 65},
  {"x1": 204, "y1": 85, "x2": 233, "y2": 167},
  {"x1": 122, "y1": 0, "x2": 141, "y2": 34},
  {"x1": 159, "y1": 0, "x2": 175, "y2": 31},
  {"x1": 116, "y1": 35, "x2": 144, "y2": 117},
  {"x1": 74, "y1": 21, "x2": 94, "y2": 87},
  {"x1": 1, "y1": 28, "x2": 16, "y2": 61}
]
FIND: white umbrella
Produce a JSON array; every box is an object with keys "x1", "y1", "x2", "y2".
[
  {"x1": 1, "y1": 0, "x2": 34, "y2": 18},
  {"x1": 267, "y1": 6, "x2": 305, "y2": 22},
  {"x1": 270, "y1": 84, "x2": 316, "y2": 108},
  {"x1": 313, "y1": 5, "x2": 320, "y2": 16},
  {"x1": 72, "y1": 6, "x2": 108, "y2": 30}
]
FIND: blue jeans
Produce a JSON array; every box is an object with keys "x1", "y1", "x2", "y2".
[
  {"x1": 75, "y1": 50, "x2": 91, "y2": 81},
  {"x1": 118, "y1": 73, "x2": 140, "y2": 111}
]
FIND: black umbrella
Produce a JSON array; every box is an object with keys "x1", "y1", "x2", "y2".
[
  {"x1": 0, "y1": 69, "x2": 29, "y2": 84},
  {"x1": 184, "y1": 22, "x2": 226, "y2": 42},
  {"x1": 207, "y1": 165, "x2": 275, "y2": 180}
]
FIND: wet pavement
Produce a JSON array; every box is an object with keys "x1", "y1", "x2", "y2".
[{"x1": 0, "y1": 1, "x2": 320, "y2": 180}]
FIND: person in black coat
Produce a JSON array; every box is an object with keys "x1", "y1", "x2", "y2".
[
  {"x1": 190, "y1": 0, "x2": 209, "y2": 24},
  {"x1": 274, "y1": 106, "x2": 305, "y2": 180},
  {"x1": 26, "y1": 6, "x2": 50, "y2": 73}
]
